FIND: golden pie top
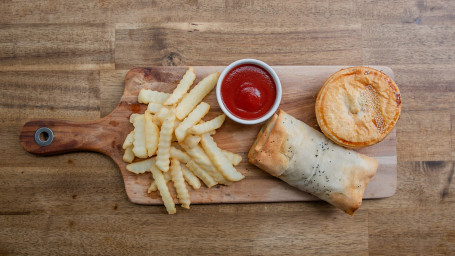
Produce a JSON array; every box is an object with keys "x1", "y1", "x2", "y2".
[{"x1": 315, "y1": 67, "x2": 401, "y2": 148}]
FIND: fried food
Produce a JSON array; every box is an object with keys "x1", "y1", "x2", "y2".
[
  {"x1": 170, "y1": 159, "x2": 190, "y2": 209},
  {"x1": 248, "y1": 110, "x2": 378, "y2": 215},
  {"x1": 144, "y1": 111, "x2": 159, "y2": 157},
  {"x1": 175, "y1": 72, "x2": 219, "y2": 120},
  {"x1": 221, "y1": 149, "x2": 242, "y2": 166},
  {"x1": 138, "y1": 89, "x2": 170, "y2": 104},
  {"x1": 121, "y1": 69, "x2": 244, "y2": 214},
  {"x1": 186, "y1": 160, "x2": 217, "y2": 188},
  {"x1": 156, "y1": 108, "x2": 175, "y2": 172},
  {"x1": 182, "y1": 135, "x2": 201, "y2": 149},
  {"x1": 164, "y1": 67, "x2": 196, "y2": 106},
  {"x1": 189, "y1": 114, "x2": 225, "y2": 135},
  {"x1": 175, "y1": 102, "x2": 210, "y2": 142},
  {"x1": 122, "y1": 131, "x2": 135, "y2": 149},
  {"x1": 148, "y1": 171, "x2": 171, "y2": 193},
  {"x1": 132, "y1": 114, "x2": 147, "y2": 158},
  {"x1": 200, "y1": 133, "x2": 244, "y2": 182},
  {"x1": 181, "y1": 164, "x2": 201, "y2": 189},
  {"x1": 123, "y1": 146, "x2": 135, "y2": 163},
  {"x1": 150, "y1": 164, "x2": 176, "y2": 214},
  {"x1": 126, "y1": 157, "x2": 156, "y2": 174},
  {"x1": 147, "y1": 103, "x2": 163, "y2": 114},
  {"x1": 180, "y1": 143, "x2": 230, "y2": 185}
]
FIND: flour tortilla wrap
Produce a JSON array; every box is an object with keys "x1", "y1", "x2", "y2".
[{"x1": 248, "y1": 110, "x2": 378, "y2": 215}]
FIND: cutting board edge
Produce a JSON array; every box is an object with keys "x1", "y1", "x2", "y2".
[{"x1": 126, "y1": 191, "x2": 398, "y2": 205}]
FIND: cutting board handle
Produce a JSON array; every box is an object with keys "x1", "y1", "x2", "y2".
[{"x1": 20, "y1": 118, "x2": 113, "y2": 156}]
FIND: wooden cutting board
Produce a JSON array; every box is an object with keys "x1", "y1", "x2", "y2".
[{"x1": 20, "y1": 66, "x2": 397, "y2": 204}]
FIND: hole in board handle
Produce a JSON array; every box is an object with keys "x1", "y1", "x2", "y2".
[{"x1": 34, "y1": 127, "x2": 54, "y2": 146}]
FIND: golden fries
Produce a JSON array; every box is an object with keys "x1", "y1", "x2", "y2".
[
  {"x1": 182, "y1": 135, "x2": 201, "y2": 149},
  {"x1": 181, "y1": 164, "x2": 201, "y2": 189},
  {"x1": 155, "y1": 107, "x2": 170, "y2": 126},
  {"x1": 132, "y1": 115, "x2": 147, "y2": 158},
  {"x1": 144, "y1": 111, "x2": 160, "y2": 157},
  {"x1": 164, "y1": 67, "x2": 196, "y2": 106},
  {"x1": 175, "y1": 102, "x2": 210, "y2": 142},
  {"x1": 148, "y1": 171, "x2": 171, "y2": 193},
  {"x1": 150, "y1": 164, "x2": 176, "y2": 214},
  {"x1": 147, "y1": 103, "x2": 162, "y2": 114},
  {"x1": 180, "y1": 144, "x2": 230, "y2": 185},
  {"x1": 175, "y1": 72, "x2": 219, "y2": 120},
  {"x1": 126, "y1": 157, "x2": 156, "y2": 174},
  {"x1": 156, "y1": 108, "x2": 175, "y2": 172},
  {"x1": 129, "y1": 113, "x2": 140, "y2": 123},
  {"x1": 138, "y1": 89, "x2": 170, "y2": 104},
  {"x1": 170, "y1": 146, "x2": 191, "y2": 163},
  {"x1": 186, "y1": 160, "x2": 217, "y2": 188},
  {"x1": 123, "y1": 146, "x2": 135, "y2": 163},
  {"x1": 170, "y1": 159, "x2": 190, "y2": 209},
  {"x1": 121, "y1": 69, "x2": 245, "y2": 214},
  {"x1": 200, "y1": 133, "x2": 244, "y2": 182},
  {"x1": 190, "y1": 114, "x2": 226, "y2": 135},
  {"x1": 122, "y1": 131, "x2": 135, "y2": 149},
  {"x1": 222, "y1": 149, "x2": 242, "y2": 166}
]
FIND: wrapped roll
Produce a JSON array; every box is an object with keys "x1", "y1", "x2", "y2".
[{"x1": 248, "y1": 110, "x2": 378, "y2": 215}]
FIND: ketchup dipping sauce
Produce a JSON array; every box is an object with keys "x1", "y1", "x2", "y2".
[{"x1": 216, "y1": 59, "x2": 282, "y2": 125}]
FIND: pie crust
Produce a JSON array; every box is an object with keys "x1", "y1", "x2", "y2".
[{"x1": 315, "y1": 67, "x2": 401, "y2": 148}]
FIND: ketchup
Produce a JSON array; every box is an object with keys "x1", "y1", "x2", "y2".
[{"x1": 221, "y1": 64, "x2": 276, "y2": 120}]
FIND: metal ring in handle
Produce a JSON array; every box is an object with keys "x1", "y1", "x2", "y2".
[{"x1": 34, "y1": 127, "x2": 54, "y2": 146}]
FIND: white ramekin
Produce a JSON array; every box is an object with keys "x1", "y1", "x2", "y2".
[{"x1": 216, "y1": 59, "x2": 282, "y2": 125}]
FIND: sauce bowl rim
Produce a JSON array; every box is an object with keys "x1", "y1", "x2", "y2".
[{"x1": 216, "y1": 58, "x2": 282, "y2": 125}]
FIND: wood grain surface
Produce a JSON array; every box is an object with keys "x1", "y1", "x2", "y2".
[
  {"x1": 20, "y1": 66, "x2": 397, "y2": 205},
  {"x1": 1, "y1": 0, "x2": 454, "y2": 255}
]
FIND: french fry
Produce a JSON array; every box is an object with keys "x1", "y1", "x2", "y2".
[
  {"x1": 164, "y1": 67, "x2": 196, "y2": 106},
  {"x1": 199, "y1": 120, "x2": 216, "y2": 135},
  {"x1": 173, "y1": 119, "x2": 181, "y2": 130},
  {"x1": 126, "y1": 157, "x2": 156, "y2": 174},
  {"x1": 170, "y1": 159, "x2": 190, "y2": 209},
  {"x1": 175, "y1": 72, "x2": 219, "y2": 120},
  {"x1": 182, "y1": 135, "x2": 201, "y2": 149},
  {"x1": 181, "y1": 164, "x2": 201, "y2": 189},
  {"x1": 175, "y1": 102, "x2": 210, "y2": 141},
  {"x1": 155, "y1": 107, "x2": 170, "y2": 125},
  {"x1": 170, "y1": 146, "x2": 191, "y2": 163},
  {"x1": 150, "y1": 164, "x2": 176, "y2": 214},
  {"x1": 123, "y1": 146, "x2": 135, "y2": 163},
  {"x1": 129, "y1": 113, "x2": 140, "y2": 123},
  {"x1": 180, "y1": 144, "x2": 230, "y2": 185},
  {"x1": 144, "y1": 111, "x2": 159, "y2": 156},
  {"x1": 200, "y1": 133, "x2": 244, "y2": 182},
  {"x1": 147, "y1": 103, "x2": 162, "y2": 114},
  {"x1": 156, "y1": 108, "x2": 175, "y2": 172},
  {"x1": 138, "y1": 89, "x2": 170, "y2": 104},
  {"x1": 122, "y1": 131, "x2": 135, "y2": 149},
  {"x1": 132, "y1": 115, "x2": 147, "y2": 158},
  {"x1": 172, "y1": 119, "x2": 181, "y2": 141},
  {"x1": 186, "y1": 160, "x2": 217, "y2": 188},
  {"x1": 171, "y1": 142, "x2": 184, "y2": 150},
  {"x1": 222, "y1": 150, "x2": 242, "y2": 166},
  {"x1": 152, "y1": 116, "x2": 161, "y2": 127},
  {"x1": 189, "y1": 114, "x2": 226, "y2": 135},
  {"x1": 148, "y1": 171, "x2": 171, "y2": 193},
  {"x1": 180, "y1": 143, "x2": 215, "y2": 169}
]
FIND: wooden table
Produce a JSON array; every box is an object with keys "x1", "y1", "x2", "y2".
[{"x1": 1, "y1": 1, "x2": 454, "y2": 255}]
